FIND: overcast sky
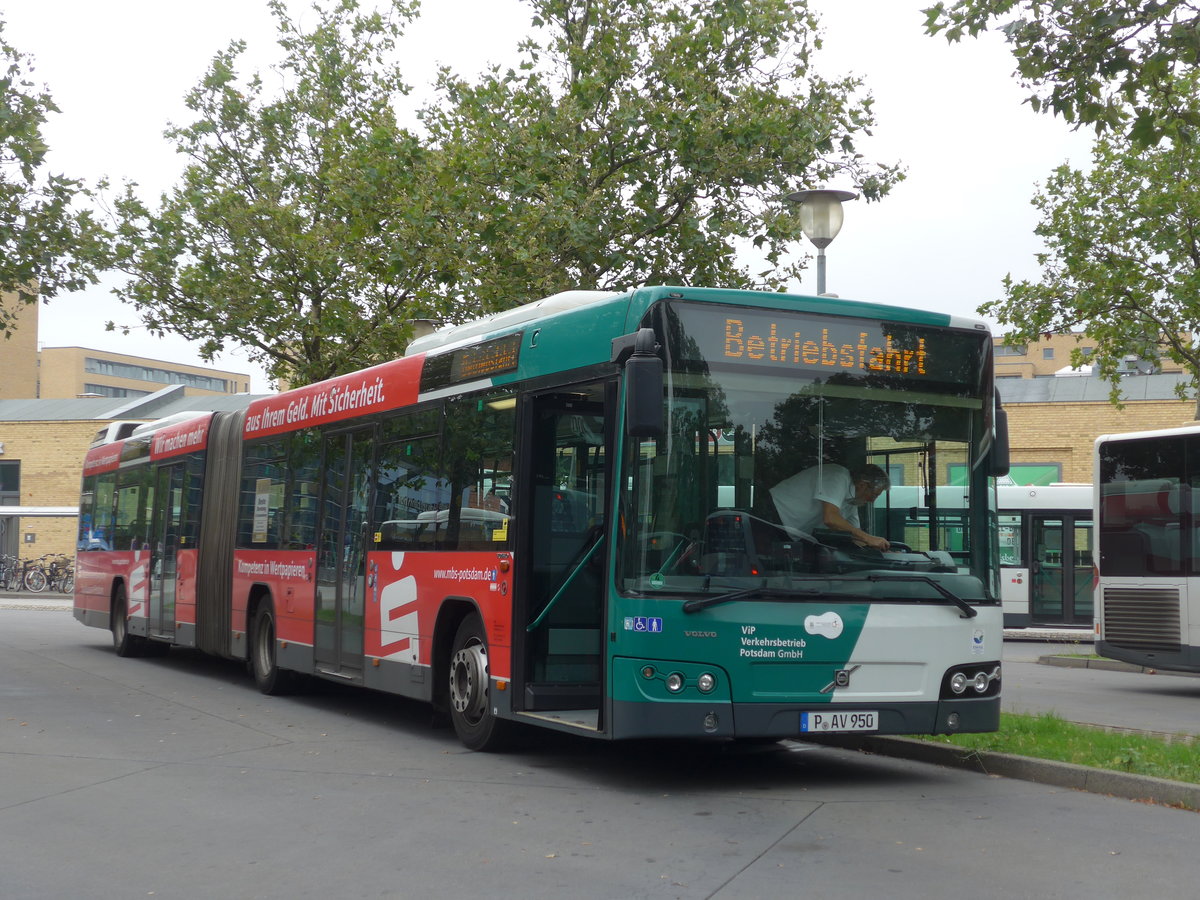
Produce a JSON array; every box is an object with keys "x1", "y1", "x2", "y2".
[{"x1": 4, "y1": 0, "x2": 1094, "y2": 392}]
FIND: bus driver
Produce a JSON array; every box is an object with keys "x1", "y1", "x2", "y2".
[{"x1": 769, "y1": 462, "x2": 892, "y2": 551}]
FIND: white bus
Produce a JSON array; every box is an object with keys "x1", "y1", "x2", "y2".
[
  {"x1": 1094, "y1": 426, "x2": 1200, "y2": 673},
  {"x1": 880, "y1": 483, "x2": 1093, "y2": 628}
]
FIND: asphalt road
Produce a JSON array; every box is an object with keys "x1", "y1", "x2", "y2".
[
  {"x1": 1001, "y1": 638, "x2": 1200, "y2": 738},
  {"x1": 2, "y1": 608, "x2": 1198, "y2": 899}
]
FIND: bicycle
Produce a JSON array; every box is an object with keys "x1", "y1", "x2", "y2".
[
  {"x1": 21, "y1": 556, "x2": 49, "y2": 593},
  {"x1": 46, "y1": 555, "x2": 75, "y2": 593},
  {"x1": 0, "y1": 555, "x2": 20, "y2": 592}
]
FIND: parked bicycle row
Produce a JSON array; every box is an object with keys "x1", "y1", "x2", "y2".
[{"x1": 0, "y1": 554, "x2": 75, "y2": 594}]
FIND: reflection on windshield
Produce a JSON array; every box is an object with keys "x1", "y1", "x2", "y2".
[{"x1": 620, "y1": 367, "x2": 989, "y2": 594}]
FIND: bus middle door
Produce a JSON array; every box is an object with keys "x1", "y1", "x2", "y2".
[
  {"x1": 148, "y1": 462, "x2": 185, "y2": 641},
  {"x1": 314, "y1": 427, "x2": 374, "y2": 681}
]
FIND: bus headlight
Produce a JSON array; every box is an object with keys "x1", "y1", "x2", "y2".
[
  {"x1": 941, "y1": 662, "x2": 1001, "y2": 700},
  {"x1": 665, "y1": 673, "x2": 685, "y2": 693},
  {"x1": 697, "y1": 672, "x2": 716, "y2": 693}
]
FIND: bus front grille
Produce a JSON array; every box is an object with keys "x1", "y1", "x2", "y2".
[{"x1": 1102, "y1": 587, "x2": 1182, "y2": 652}]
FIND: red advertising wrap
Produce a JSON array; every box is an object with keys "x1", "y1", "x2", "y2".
[
  {"x1": 243, "y1": 355, "x2": 424, "y2": 440},
  {"x1": 150, "y1": 414, "x2": 212, "y2": 460},
  {"x1": 82, "y1": 442, "x2": 124, "y2": 477}
]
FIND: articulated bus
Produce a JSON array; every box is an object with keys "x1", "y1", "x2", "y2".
[
  {"x1": 75, "y1": 286, "x2": 1008, "y2": 750},
  {"x1": 1095, "y1": 425, "x2": 1200, "y2": 673}
]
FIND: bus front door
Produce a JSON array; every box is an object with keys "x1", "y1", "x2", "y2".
[
  {"x1": 519, "y1": 388, "x2": 610, "y2": 718},
  {"x1": 314, "y1": 428, "x2": 374, "y2": 680},
  {"x1": 148, "y1": 462, "x2": 184, "y2": 641}
]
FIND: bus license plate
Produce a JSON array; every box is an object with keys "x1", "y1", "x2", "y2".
[{"x1": 801, "y1": 711, "x2": 878, "y2": 733}]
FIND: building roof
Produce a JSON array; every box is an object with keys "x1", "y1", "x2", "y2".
[
  {"x1": 0, "y1": 384, "x2": 264, "y2": 422},
  {"x1": 999, "y1": 372, "x2": 1194, "y2": 404}
]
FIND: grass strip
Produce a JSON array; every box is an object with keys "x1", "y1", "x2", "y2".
[{"x1": 923, "y1": 712, "x2": 1200, "y2": 784}]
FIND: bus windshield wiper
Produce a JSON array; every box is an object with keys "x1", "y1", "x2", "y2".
[
  {"x1": 864, "y1": 573, "x2": 978, "y2": 618},
  {"x1": 682, "y1": 585, "x2": 820, "y2": 614}
]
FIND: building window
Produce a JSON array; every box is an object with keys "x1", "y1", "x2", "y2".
[
  {"x1": 994, "y1": 344, "x2": 1027, "y2": 357},
  {"x1": 83, "y1": 384, "x2": 152, "y2": 399},
  {"x1": 0, "y1": 460, "x2": 18, "y2": 505},
  {"x1": 1042, "y1": 348, "x2": 1055, "y2": 360},
  {"x1": 84, "y1": 357, "x2": 230, "y2": 392}
]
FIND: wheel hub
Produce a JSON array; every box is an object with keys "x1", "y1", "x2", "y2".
[{"x1": 449, "y1": 641, "x2": 489, "y2": 721}]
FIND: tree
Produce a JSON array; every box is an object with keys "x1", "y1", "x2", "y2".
[
  {"x1": 418, "y1": 0, "x2": 902, "y2": 316},
  {"x1": 981, "y1": 121, "x2": 1200, "y2": 408},
  {"x1": 111, "y1": 0, "x2": 452, "y2": 387},
  {"x1": 114, "y1": 0, "x2": 898, "y2": 386},
  {"x1": 924, "y1": 1, "x2": 1200, "y2": 146},
  {"x1": 0, "y1": 21, "x2": 111, "y2": 336}
]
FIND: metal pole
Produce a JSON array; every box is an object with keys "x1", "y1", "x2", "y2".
[{"x1": 816, "y1": 247, "x2": 827, "y2": 295}]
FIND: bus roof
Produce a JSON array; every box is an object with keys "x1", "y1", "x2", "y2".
[{"x1": 1095, "y1": 422, "x2": 1200, "y2": 446}]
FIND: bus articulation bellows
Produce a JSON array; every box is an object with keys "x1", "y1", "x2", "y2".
[{"x1": 75, "y1": 286, "x2": 1008, "y2": 750}]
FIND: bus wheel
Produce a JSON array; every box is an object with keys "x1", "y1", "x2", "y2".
[
  {"x1": 448, "y1": 615, "x2": 513, "y2": 751},
  {"x1": 111, "y1": 586, "x2": 143, "y2": 658},
  {"x1": 251, "y1": 603, "x2": 295, "y2": 695}
]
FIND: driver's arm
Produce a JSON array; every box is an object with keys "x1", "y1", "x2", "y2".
[{"x1": 820, "y1": 501, "x2": 890, "y2": 551}]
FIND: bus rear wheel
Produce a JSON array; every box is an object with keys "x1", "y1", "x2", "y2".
[
  {"x1": 251, "y1": 603, "x2": 296, "y2": 695},
  {"x1": 448, "y1": 614, "x2": 513, "y2": 752},
  {"x1": 111, "y1": 586, "x2": 143, "y2": 658}
]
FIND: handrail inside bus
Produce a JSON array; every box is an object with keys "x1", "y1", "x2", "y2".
[{"x1": 527, "y1": 532, "x2": 605, "y2": 633}]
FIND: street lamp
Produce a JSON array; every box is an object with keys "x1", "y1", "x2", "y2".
[{"x1": 786, "y1": 188, "x2": 857, "y2": 296}]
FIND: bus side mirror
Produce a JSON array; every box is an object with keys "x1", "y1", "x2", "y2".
[
  {"x1": 989, "y1": 404, "x2": 1010, "y2": 477},
  {"x1": 622, "y1": 328, "x2": 664, "y2": 439}
]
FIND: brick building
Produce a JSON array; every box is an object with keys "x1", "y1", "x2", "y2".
[{"x1": 0, "y1": 291, "x2": 39, "y2": 399}]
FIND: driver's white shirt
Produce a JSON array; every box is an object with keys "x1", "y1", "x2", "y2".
[{"x1": 769, "y1": 463, "x2": 859, "y2": 535}]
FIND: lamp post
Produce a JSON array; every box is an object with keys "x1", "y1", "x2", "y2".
[{"x1": 786, "y1": 188, "x2": 857, "y2": 296}]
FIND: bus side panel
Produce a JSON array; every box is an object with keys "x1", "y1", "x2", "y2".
[
  {"x1": 230, "y1": 549, "x2": 317, "y2": 647},
  {"x1": 74, "y1": 550, "x2": 120, "y2": 628},
  {"x1": 367, "y1": 550, "x2": 515, "y2": 679},
  {"x1": 175, "y1": 548, "x2": 199, "y2": 629},
  {"x1": 123, "y1": 548, "x2": 153, "y2": 636},
  {"x1": 1000, "y1": 565, "x2": 1031, "y2": 627}
]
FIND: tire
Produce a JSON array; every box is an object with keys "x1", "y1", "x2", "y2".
[
  {"x1": 251, "y1": 603, "x2": 296, "y2": 695},
  {"x1": 448, "y1": 614, "x2": 514, "y2": 751},
  {"x1": 111, "y1": 585, "x2": 144, "y2": 658},
  {"x1": 61, "y1": 573, "x2": 75, "y2": 595},
  {"x1": 24, "y1": 566, "x2": 47, "y2": 593}
]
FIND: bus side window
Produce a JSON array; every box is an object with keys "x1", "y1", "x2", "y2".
[{"x1": 375, "y1": 410, "x2": 449, "y2": 551}]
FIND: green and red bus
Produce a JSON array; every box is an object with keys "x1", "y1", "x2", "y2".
[{"x1": 75, "y1": 286, "x2": 1007, "y2": 750}]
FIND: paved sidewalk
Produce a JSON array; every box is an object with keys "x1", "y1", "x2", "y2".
[{"x1": 0, "y1": 592, "x2": 73, "y2": 611}]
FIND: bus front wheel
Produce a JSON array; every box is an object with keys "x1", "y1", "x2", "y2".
[
  {"x1": 251, "y1": 603, "x2": 296, "y2": 695},
  {"x1": 448, "y1": 614, "x2": 513, "y2": 752}
]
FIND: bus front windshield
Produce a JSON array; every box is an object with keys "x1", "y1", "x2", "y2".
[{"x1": 619, "y1": 304, "x2": 994, "y2": 597}]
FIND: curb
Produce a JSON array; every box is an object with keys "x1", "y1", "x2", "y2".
[
  {"x1": 805, "y1": 734, "x2": 1200, "y2": 812},
  {"x1": 1038, "y1": 654, "x2": 1200, "y2": 678}
]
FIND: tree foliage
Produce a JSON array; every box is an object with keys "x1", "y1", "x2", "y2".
[
  {"x1": 113, "y1": 0, "x2": 899, "y2": 387},
  {"x1": 111, "y1": 0, "x2": 450, "y2": 387},
  {"x1": 420, "y1": 0, "x2": 900, "y2": 313},
  {"x1": 982, "y1": 125, "x2": 1200, "y2": 406},
  {"x1": 0, "y1": 21, "x2": 110, "y2": 336},
  {"x1": 924, "y1": 1, "x2": 1200, "y2": 146}
]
